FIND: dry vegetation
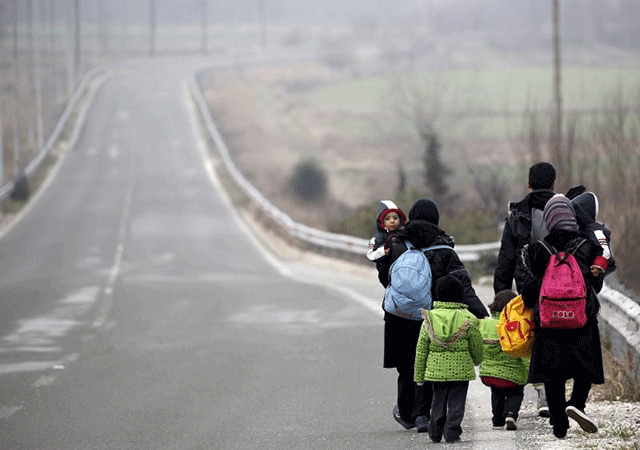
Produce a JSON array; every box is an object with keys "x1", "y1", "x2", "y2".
[{"x1": 200, "y1": 62, "x2": 516, "y2": 232}]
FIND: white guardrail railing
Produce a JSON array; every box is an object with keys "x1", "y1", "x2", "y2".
[
  {"x1": 188, "y1": 73, "x2": 500, "y2": 262},
  {"x1": 0, "y1": 66, "x2": 106, "y2": 200},
  {"x1": 189, "y1": 71, "x2": 640, "y2": 383}
]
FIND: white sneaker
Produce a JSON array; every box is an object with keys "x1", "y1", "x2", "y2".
[
  {"x1": 536, "y1": 386, "x2": 551, "y2": 417},
  {"x1": 566, "y1": 406, "x2": 598, "y2": 433},
  {"x1": 538, "y1": 405, "x2": 550, "y2": 417}
]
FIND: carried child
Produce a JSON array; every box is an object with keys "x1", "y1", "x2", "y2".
[
  {"x1": 414, "y1": 275, "x2": 483, "y2": 443},
  {"x1": 570, "y1": 191, "x2": 616, "y2": 277},
  {"x1": 367, "y1": 200, "x2": 406, "y2": 268},
  {"x1": 480, "y1": 290, "x2": 530, "y2": 430}
]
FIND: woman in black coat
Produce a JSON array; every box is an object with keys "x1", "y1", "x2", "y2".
[
  {"x1": 521, "y1": 194, "x2": 605, "y2": 439},
  {"x1": 378, "y1": 199, "x2": 488, "y2": 432}
]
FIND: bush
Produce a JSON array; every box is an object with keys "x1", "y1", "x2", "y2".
[
  {"x1": 328, "y1": 202, "x2": 378, "y2": 238},
  {"x1": 288, "y1": 159, "x2": 328, "y2": 203},
  {"x1": 439, "y1": 209, "x2": 500, "y2": 245}
]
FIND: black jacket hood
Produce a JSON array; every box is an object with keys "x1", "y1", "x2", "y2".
[
  {"x1": 396, "y1": 219, "x2": 454, "y2": 249},
  {"x1": 571, "y1": 191, "x2": 598, "y2": 228},
  {"x1": 525, "y1": 189, "x2": 555, "y2": 211}
]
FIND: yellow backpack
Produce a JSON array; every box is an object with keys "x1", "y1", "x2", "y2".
[{"x1": 497, "y1": 295, "x2": 535, "y2": 358}]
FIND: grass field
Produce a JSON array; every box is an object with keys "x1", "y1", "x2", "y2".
[{"x1": 305, "y1": 65, "x2": 640, "y2": 140}]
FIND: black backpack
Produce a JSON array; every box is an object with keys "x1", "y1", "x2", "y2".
[{"x1": 508, "y1": 203, "x2": 549, "y2": 292}]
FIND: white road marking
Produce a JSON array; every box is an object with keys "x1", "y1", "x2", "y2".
[
  {"x1": 0, "y1": 405, "x2": 24, "y2": 420},
  {"x1": 93, "y1": 165, "x2": 134, "y2": 329},
  {"x1": 229, "y1": 305, "x2": 322, "y2": 325},
  {"x1": 116, "y1": 109, "x2": 130, "y2": 121},
  {"x1": 2, "y1": 287, "x2": 100, "y2": 347},
  {"x1": 33, "y1": 375, "x2": 57, "y2": 388},
  {"x1": 124, "y1": 273, "x2": 270, "y2": 284},
  {"x1": 0, "y1": 361, "x2": 60, "y2": 375},
  {"x1": 0, "y1": 346, "x2": 62, "y2": 353}
]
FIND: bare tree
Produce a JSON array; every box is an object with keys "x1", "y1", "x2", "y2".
[
  {"x1": 396, "y1": 159, "x2": 407, "y2": 196},
  {"x1": 466, "y1": 165, "x2": 509, "y2": 225},
  {"x1": 384, "y1": 72, "x2": 448, "y2": 195},
  {"x1": 421, "y1": 131, "x2": 452, "y2": 206}
]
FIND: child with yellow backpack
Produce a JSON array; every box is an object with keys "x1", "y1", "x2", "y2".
[{"x1": 479, "y1": 290, "x2": 530, "y2": 430}]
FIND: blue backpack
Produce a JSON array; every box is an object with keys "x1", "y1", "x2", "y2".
[{"x1": 383, "y1": 242, "x2": 452, "y2": 320}]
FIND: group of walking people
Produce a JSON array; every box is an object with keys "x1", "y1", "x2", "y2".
[{"x1": 367, "y1": 162, "x2": 614, "y2": 443}]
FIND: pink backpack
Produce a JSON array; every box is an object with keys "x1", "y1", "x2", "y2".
[{"x1": 538, "y1": 240, "x2": 588, "y2": 329}]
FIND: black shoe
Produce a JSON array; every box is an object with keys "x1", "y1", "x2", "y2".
[
  {"x1": 430, "y1": 435, "x2": 442, "y2": 443},
  {"x1": 505, "y1": 413, "x2": 517, "y2": 430},
  {"x1": 445, "y1": 437, "x2": 461, "y2": 443},
  {"x1": 415, "y1": 415, "x2": 429, "y2": 433},
  {"x1": 566, "y1": 406, "x2": 598, "y2": 433},
  {"x1": 392, "y1": 405, "x2": 416, "y2": 430},
  {"x1": 553, "y1": 424, "x2": 568, "y2": 439},
  {"x1": 536, "y1": 386, "x2": 551, "y2": 417}
]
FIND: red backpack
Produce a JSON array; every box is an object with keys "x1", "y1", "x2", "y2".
[{"x1": 538, "y1": 240, "x2": 588, "y2": 329}]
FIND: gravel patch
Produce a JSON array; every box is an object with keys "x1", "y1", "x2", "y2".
[{"x1": 518, "y1": 399, "x2": 640, "y2": 449}]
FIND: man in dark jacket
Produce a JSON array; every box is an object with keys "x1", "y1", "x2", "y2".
[
  {"x1": 493, "y1": 161, "x2": 556, "y2": 417},
  {"x1": 494, "y1": 162, "x2": 556, "y2": 295},
  {"x1": 379, "y1": 199, "x2": 488, "y2": 433}
]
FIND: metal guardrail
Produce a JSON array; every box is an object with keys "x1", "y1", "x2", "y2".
[
  {"x1": 189, "y1": 70, "x2": 640, "y2": 384},
  {"x1": 188, "y1": 73, "x2": 501, "y2": 262},
  {"x1": 598, "y1": 284, "x2": 640, "y2": 383},
  {"x1": 0, "y1": 66, "x2": 106, "y2": 200}
]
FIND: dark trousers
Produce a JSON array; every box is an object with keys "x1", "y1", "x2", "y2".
[
  {"x1": 490, "y1": 385, "x2": 525, "y2": 425},
  {"x1": 430, "y1": 381, "x2": 469, "y2": 442},
  {"x1": 397, "y1": 362, "x2": 432, "y2": 422},
  {"x1": 544, "y1": 377, "x2": 592, "y2": 429}
]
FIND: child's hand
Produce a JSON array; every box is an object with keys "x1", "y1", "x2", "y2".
[{"x1": 590, "y1": 265, "x2": 604, "y2": 277}]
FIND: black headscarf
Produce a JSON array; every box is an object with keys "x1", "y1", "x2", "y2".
[
  {"x1": 408, "y1": 199, "x2": 439, "y2": 225},
  {"x1": 435, "y1": 275, "x2": 464, "y2": 303}
]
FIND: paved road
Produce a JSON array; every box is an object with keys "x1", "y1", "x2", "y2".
[{"x1": 0, "y1": 56, "x2": 570, "y2": 450}]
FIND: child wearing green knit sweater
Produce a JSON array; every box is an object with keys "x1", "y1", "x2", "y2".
[
  {"x1": 479, "y1": 290, "x2": 530, "y2": 430},
  {"x1": 414, "y1": 275, "x2": 483, "y2": 443}
]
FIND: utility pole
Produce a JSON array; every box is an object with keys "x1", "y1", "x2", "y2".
[
  {"x1": 553, "y1": 0, "x2": 563, "y2": 175},
  {"x1": 34, "y1": 0, "x2": 43, "y2": 150},
  {"x1": 73, "y1": 0, "x2": 81, "y2": 89},
  {"x1": 258, "y1": 0, "x2": 266, "y2": 50},
  {"x1": 201, "y1": 0, "x2": 208, "y2": 54},
  {"x1": 121, "y1": 0, "x2": 129, "y2": 57},
  {"x1": 12, "y1": 0, "x2": 20, "y2": 177},
  {"x1": 27, "y1": 0, "x2": 35, "y2": 155},
  {"x1": 149, "y1": 0, "x2": 156, "y2": 56}
]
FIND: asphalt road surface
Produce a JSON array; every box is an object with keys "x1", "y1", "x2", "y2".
[{"x1": 0, "y1": 56, "x2": 559, "y2": 450}]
